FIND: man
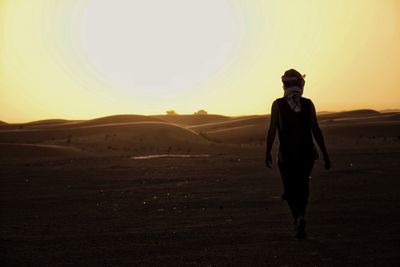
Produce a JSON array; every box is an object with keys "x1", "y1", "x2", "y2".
[{"x1": 266, "y1": 69, "x2": 331, "y2": 239}]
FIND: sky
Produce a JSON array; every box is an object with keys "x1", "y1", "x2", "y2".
[{"x1": 1, "y1": 0, "x2": 400, "y2": 122}]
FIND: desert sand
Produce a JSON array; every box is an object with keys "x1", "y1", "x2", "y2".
[{"x1": 1, "y1": 110, "x2": 399, "y2": 266}]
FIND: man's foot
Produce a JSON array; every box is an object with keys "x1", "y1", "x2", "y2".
[{"x1": 294, "y1": 218, "x2": 307, "y2": 239}]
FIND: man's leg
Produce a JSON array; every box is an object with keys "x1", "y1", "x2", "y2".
[
  {"x1": 278, "y1": 163, "x2": 302, "y2": 223},
  {"x1": 294, "y1": 161, "x2": 314, "y2": 239}
]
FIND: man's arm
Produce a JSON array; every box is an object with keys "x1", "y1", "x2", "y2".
[
  {"x1": 266, "y1": 101, "x2": 278, "y2": 168},
  {"x1": 310, "y1": 101, "x2": 331, "y2": 169}
]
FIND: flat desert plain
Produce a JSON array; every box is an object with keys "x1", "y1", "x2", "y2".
[{"x1": 1, "y1": 110, "x2": 400, "y2": 266}]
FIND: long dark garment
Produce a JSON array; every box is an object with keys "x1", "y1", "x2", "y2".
[
  {"x1": 278, "y1": 161, "x2": 314, "y2": 218},
  {"x1": 275, "y1": 97, "x2": 317, "y2": 218}
]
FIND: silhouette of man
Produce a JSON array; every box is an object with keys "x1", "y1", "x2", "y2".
[{"x1": 266, "y1": 69, "x2": 331, "y2": 239}]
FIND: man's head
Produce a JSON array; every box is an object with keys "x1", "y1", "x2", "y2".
[{"x1": 281, "y1": 69, "x2": 305, "y2": 89}]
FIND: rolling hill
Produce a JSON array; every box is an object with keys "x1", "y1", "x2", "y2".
[{"x1": 0, "y1": 110, "x2": 398, "y2": 160}]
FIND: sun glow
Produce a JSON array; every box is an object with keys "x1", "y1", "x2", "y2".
[{"x1": 80, "y1": 0, "x2": 239, "y2": 97}]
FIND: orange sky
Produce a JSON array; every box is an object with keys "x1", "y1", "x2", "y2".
[{"x1": 1, "y1": 0, "x2": 400, "y2": 122}]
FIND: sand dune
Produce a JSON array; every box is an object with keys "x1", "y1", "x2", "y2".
[
  {"x1": 0, "y1": 122, "x2": 211, "y2": 157},
  {"x1": 380, "y1": 109, "x2": 400, "y2": 113},
  {"x1": 154, "y1": 114, "x2": 230, "y2": 126},
  {"x1": 0, "y1": 111, "x2": 398, "y2": 153},
  {"x1": 25, "y1": 119, "x2": 73, "y2": 126},
  {"x1": 204, "y1": 124, "x2": 267, "y2": 144},
  {"x1": 187, "y1": 116, "x2": 268, "y2": 144},
  {"x1": 189, "y1": 115, "x2": 267, "y2": 132},
  {"x1": 189, "y1": 111, "x2": 400, "y2": 145},
  {"x1": 1, "y1": 115, "x2": 164, "y2": 130},
  {"x1": 317, "y1": 109, "x2": 379, "y2": 122},
  {"x1": 0, "y1": 119, "x2": 81, "y2": 130},
  {"x1": 0, "y1": 142, "x2": 87, "y2": 159},
  {"x1": 319, "y1": 112, "x2": 400, "y2": 124},
  {"x1": 79, "y1": 114, "x2": 164, "y2": 126}
]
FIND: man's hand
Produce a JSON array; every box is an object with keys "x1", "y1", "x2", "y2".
[
  {"x1": 324, "y1": 156, "x2": 331, "y2": 170},
  {"x1": 266, "y1": 154, "x2": 272, "y2": 168}
]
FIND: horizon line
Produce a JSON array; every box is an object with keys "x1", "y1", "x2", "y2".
[{"x1": 2, "y1": 108, "x2": 400, "y2": 124}]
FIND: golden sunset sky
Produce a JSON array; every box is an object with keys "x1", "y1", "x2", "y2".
[{"x1": 1, "y1": 0, "x2": 400, "y2": 122}]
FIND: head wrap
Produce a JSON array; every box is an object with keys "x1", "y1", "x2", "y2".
[{"x1": 281, "y1": 69, "x2": 306, "y2": 112}]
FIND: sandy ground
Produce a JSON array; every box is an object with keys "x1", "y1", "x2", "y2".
[
  {"x1": 1, "y1": 145, "x2": 400, "y2": 266},
  {"x1": 1, "y1": 112, "x2": 400, "y2": 266}
]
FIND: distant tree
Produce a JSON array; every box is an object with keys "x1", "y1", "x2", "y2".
[
  {"x1": 194, "y1": 109, "x2": 208, "y2": 115},
  {"x1": 166, "y1": 110, "x2": 178, "y2": 115}
]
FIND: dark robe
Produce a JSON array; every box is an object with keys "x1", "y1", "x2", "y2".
[{"x1": 274, "y1": 97, "x2": 317, "y2": 218}]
